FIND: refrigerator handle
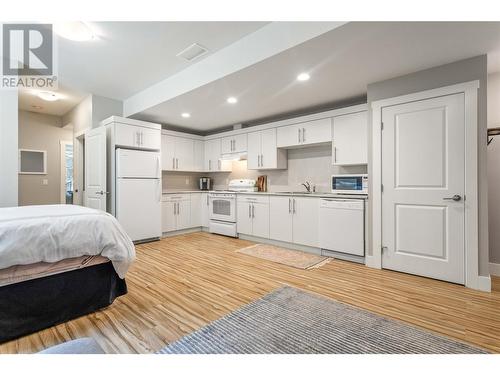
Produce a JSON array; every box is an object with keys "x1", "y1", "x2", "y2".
[
  {"x1": 157, "y1": 180, "x2": 161, "y2": 202},
  {"x1": 157, "y1": 155, "x2": 161, "y2": 176}
]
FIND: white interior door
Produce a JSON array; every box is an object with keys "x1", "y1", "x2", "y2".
[
  {"x1": 84, "y1": 127, "x2": 107, "y2": 211},
  {"x1": 381, "y1": 93, "x2": 465, "y2": 284}
]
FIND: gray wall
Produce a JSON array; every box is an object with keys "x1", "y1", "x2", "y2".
[
  {"x1": 367, "y1": 55, "x2": 489, "y2": 276},
  {"x1": 62, "y1": 95, "x2": 92, "y2": 134},
  {"x1": 92, "y1": 95, "x2": 123, "y2": 128},
  {"x1": 18, "y1": 110, "x2": 73, "y2": 206},
  {"x1": 487, "y1": 72, "x2": 500, "y2": 264},
  {"x1": 0, "y1": 90, "x2": 18, "y2": 207}
]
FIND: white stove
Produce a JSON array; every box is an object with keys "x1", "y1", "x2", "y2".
[{"x1": 208, "y1": 179, "x2": 256, "y2": 237}]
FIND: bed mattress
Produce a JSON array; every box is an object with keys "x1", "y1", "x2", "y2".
[{"x1": 0, "y1": 255, "x2": 110, "y2": 287}]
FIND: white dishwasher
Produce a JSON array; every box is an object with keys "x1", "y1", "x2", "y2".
[{"x1": 319, "y1": 199, "x2": 365, "y2": 256}]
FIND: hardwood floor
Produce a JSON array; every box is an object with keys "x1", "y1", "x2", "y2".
[{"x1": 1, "y1": 231, "x2": 500, "y2": 354}]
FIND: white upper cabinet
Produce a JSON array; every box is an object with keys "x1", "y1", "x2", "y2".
[
  {"x1": 193, "y1": 139, "x2": 205, "y2": 172},
  {"x1": 247, "y1": 128, "x2": 287, "y2": 170},
  {"x1": 221, "y1": 133, "x2": 247, "y2": 154},
  {"x1": 332, "y1": 111, "x2": 368, "y2": 166},
  {"x1": 204, "y1": 138, "x2": 232, "y2": 172},
  {"x1": 161, "y1": 134, "x2": 194, "y2": 171},
  {"x1": 115, "y1": 123, "x2": 161, "y2": 150},
  {"x1": 277, "y1": 118, "x2": 332, "y2": 148}
]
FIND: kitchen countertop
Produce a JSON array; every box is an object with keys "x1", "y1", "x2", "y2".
[{"x1": 162, "y1": 190, "x2": 368, "y2": 199}]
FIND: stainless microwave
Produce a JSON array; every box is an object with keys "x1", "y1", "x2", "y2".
[{"x1": 331, "y1": 174, "x2": 368, "y2": 194}]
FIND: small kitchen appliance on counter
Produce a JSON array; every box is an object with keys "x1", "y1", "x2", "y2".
[
  {"x1": 199, "y1": 177, "x2": 213, "y2": 191},
  {"x1": 227, "y1": 179, "x2": 258, "y2": 192}
]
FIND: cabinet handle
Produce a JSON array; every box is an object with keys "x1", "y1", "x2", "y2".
[
  {"x1": 140, "y1": 131, "x2": 143, "y2": 146},
  {"x1": 302, "y1": 128, "x2": 306, "y2": 143},
  {"x1": 249, "y1": 204, "x2": 251, "y2": 218},
  {"x1": 177, "y1": 202, "x2": 180, "y2": 215},
  {"x1": 293, "y1": 198, "x2": 296, "y2": 214},
  {"x1": 218, "y1": 160, "x2": 221, "y2": 170},
  {"x1": 260, "y1": 154, "x2": 263, "y2": 167},
  {"x1": 209, "y1": 160, "x2": 211, "y2": 170},
  {"x1": 176, "y1": 158, "x2": 179, "y2": 169},
  {"x1": 207, "y1": 195, "x2": 209, "y2": 206},
  {"x1": 334, "y1": 146, "x2": 337, "y2": 163},
  {"x1": 173, "y1": 202, "x2": 176, "y2": 215},
  {"x1": 252, "y1": 204, "x2": 255, "y2": 218},
  {"x1": 298, "y1": 128, "x2": 301, "y2": 143},
  {"x1": 172, "y1": 157, "x2": 175, "y2": 169},
  {"x1": 288, "y1": 198, "x2": 291, "y2": 213}
]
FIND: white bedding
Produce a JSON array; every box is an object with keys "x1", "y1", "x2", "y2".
[{"x1": 0, "y1": 205, "x2": 135, "y2": 278}]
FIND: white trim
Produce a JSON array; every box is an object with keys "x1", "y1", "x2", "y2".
[
  {"x1": 59, "y1": 141, "x2": 72, "y2": 204},
  {"x1": 18, "y1": 149, "x2": 47, "y2": 175},
  {"x1": 490, "y1": 262, "x2": 500, "y2": 276},
  {"x1": 370, "y1": 80, "x2": 489, "y2": 291}
]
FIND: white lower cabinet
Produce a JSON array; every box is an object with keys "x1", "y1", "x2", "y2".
[
  {"x1": 161, "y1": 194, "x2": 191, "y2": 233},
  {"x1": 236, "y1": 195, "x2": 269, "y2": 238},
  {"x1": 269, "y1": 196, "x2": 319, "y2": 247},
  {"x1": 201, "y1": 192, "x2": 209, "y2": 227},
  {"x1": 190, "y1": 193, "x2": 202, "y2": 227}
]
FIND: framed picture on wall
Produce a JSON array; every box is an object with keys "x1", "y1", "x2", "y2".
[{"x1": 19, "y1": 149, "x2": 47, "y2": 175}]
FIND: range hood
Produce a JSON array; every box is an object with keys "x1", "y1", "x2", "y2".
[{"x1": 220, "y1": 152, "x2": 247, "y2": 161}]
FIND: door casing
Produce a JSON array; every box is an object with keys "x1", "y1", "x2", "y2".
[{"x1": 369, "y1": 80, "x2": 491, "y2": 292}]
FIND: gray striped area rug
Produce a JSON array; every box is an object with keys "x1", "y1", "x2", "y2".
[{"x1": 157, "y1": 286, "x2": 488, "y2": 354}]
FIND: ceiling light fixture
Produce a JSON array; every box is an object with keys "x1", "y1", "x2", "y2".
[
  {"x1": 54, "y1": 22, "x2": 96, "y2": 41},
  {"x1": 181, "y1": 113, "x2": 191, "y2": 118},
  {"x1": 37, "y1": 91, "x2": 59, "y2": 102},
  {"x1": 297, "y1": 72, "x2": 310, "y2": 82},
  {"x1": 227, "y1": 97, "x2": 238, "y2": 104}
]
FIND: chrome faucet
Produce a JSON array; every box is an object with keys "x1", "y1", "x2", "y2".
[{"x1": 301, "y1": 181, "x2": 312, "y2": 193}]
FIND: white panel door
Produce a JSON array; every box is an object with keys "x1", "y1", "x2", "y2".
[
  {"x1": 175, "y1": 137, "x2": 194, "y2": 171},
  {"x1": 252, "y1": 202, "x2": 270, "y2": 239},
  {"x1": 233, "y1": 134, "x2": 247, "y2": 153},
  {"x1": 162, "y1": 201, "x2": 176, "y2": 233},
  {"x1": 277, "y1": 124, "x2": 301, "y2": 148},
  {"x1": 161, "y1": 134, "x2": 176, "y2": 170},
  {"x1": 190, "y1": 193, "x2": 202, "y2": 227},
  {"x1": 84, "y1": 126, "x2": 107, "y2": 210},
  {"x1": 292, "y1": 197, "x2": 319, "y2": 247},
  {"x1": 382, "y1": 93, "x2": 465, "y2": 284},
  {"x1": 201, "y1": 192, "x2": 209, "y2": 227},
  {"x1": 333, "y1": 111, "x2": 368, "y2": 165},
  {"x1": 114, "y1": 123, "x2": 139, "y2": 148},
  {"x1": 300, "y1": 118, "x2": 332, "y2": 146},
  {"x1": 237, "y1": 201, "x2": 253, "y2": 235},
  {"x1": 176, "y1": 199, "x2": 191, "y2": 230},
  {"x1": 193, "y1": 140, "x2": 205, "y2": 171},
  {"x1": 269, "y1": 196, "x2": 293, "y2": 242},
  {"x1": 139, "y1": 127, "x2": 161, "y2": 150},
  {"x1": 247, "y1": 131, "x2": 261, "y2": 170},
  {"x1": 260, "y1": 128, "x2": 277, "y2": 169}
]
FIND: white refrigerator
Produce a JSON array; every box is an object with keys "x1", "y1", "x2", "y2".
[{"x1": 116, "y1": 148, "x2": 162, "y2": 242}]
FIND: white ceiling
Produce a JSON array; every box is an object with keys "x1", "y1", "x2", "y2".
[
  {"x1": 131, "y1": 22, "x2": 500, "y2": 132},
  {"x1": 57, "y1": 21, "x2": 269, "y2": 100},
  {"x1": 18, "y1": 85, "x2": 87, "y2": 116}
]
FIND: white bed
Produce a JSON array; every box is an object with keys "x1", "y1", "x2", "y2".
[{"x1": 0, "y1": 204, "x2": 135, "y2": 279}]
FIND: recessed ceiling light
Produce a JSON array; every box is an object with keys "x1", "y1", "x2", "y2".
[
  {"x1": 181, "y1": 113, "x2": 191, "y2": 118},
  {"x1": 37, "y1": 91, "x2": 59, "y2": 102},
  {"x1": 227, "y1": 97, "x2": 238, "y2": 104},
  {"x1": 297, "y1": 72, "x2": 310, "y2": 82},
  {"x1": 54, "y1": 22, "x2": 96, "y2": 41}
]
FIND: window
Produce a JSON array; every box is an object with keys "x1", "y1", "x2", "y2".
[{"x1": 19, "y1": 149, "x2": 47, "y2": 174}]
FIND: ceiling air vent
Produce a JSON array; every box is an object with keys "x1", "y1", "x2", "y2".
[{"x1": 176, "y1": 43, "x2": 208, "y2": 62}]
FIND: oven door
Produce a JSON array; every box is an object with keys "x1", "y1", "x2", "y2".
[{"x1": 209, "y1": 196, "x2": 236, "y2": 222}]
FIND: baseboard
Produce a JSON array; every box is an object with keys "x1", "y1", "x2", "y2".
[
  {"x1": 489, "y1": 262, "x2": 500, "y2": 276},
  {"x1": 365, "y1": 255, "x2": 381, "y2": 269},
  {"x1": 476, "y1": 275, "x2": 492, "y2": 292},
  {"x1": 162, "y1": 227, "x2": 202, "y2": 237}
]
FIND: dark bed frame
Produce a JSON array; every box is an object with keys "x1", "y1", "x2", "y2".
[{"x1": 0, "y1": 262, "x2": 127, "y2": 344}]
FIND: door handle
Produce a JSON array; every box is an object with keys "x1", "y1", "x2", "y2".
[
  {"x1": 443, "y1": 194, "x2": 462, "y2": 202},
  {"x1": 95, "y1": 190, "x2": 109, "y2": 195}
]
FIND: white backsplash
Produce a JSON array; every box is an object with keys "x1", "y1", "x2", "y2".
[
  {"x1": 213, "y1": 145, "x2": 367, "y2": 192},
  {"x1": 162, "y1": 145, "x2": 367, "y2": 192}
]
